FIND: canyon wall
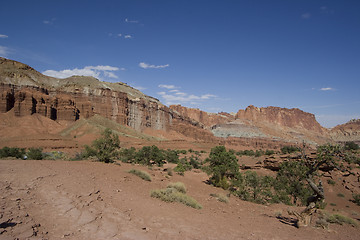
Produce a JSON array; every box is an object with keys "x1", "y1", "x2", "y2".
[
  {"x1": 170, "y1": 105, "x2": 234, "y2": 128},
  {"x1": 235, "y1": 105, "x2": 325, "y2": 133}
]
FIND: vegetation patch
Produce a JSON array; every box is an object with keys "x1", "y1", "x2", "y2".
[
  {"x1": 167, "y1": 182, "x2": 187, "y2": 193},
  {"x1": 210, "y1": 193, "x2": 229, "y2": 203},
  {"x1": 151, "y1": 183, "x2": 202, "y2": 209},
  {"x1": 326, "y1": 213, "x2": 358, "y2": 227},
  {"x1": 128, "y1": 169, "x2": 152, "y2": 181}
]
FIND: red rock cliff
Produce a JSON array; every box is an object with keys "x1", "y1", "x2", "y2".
[
  {"x1": 170, "y1": 105, "x2": 234, "y2": 128},
  {"x1": 235, "y1": 105, "x2": 325, "y2": 133}
]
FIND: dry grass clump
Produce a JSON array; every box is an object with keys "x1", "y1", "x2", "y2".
[
  {"x1": 167, "y1": 182, "x2": 187, "y2": 193},
  {"x1": 210, "y1": 193, "x2": 229, "y2": 203},
  {"x1": 127, "y1": 169, "x2": 152, "y2": 181},
  {"x1": 317, "y1": 211, "x2": 358, "y2": 227},
  {"x1": 151, "y1": 182, "x2": 202, "y2": 209},
  {"x1": 326, "y1": 213, "x2": 358, "y2": 227}
]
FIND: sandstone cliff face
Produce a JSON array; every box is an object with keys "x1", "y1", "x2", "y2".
[
  {"x1": 170, "y1": 105, "x2": 234, "y2": 128},
  {"x1": 235, "y1": 105, "x2": 325, "y2": 133},
  {"x1": 0, "y1": 58, "x2": 173, "y2": 132}
]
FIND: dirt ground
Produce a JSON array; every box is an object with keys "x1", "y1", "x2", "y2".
[{"x1": 1, "y1": 160, "x2": 359, "y2": 240}]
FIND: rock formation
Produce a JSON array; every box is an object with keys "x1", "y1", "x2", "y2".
[
  {"x1": 330, "y1": 119, "x2": 360, "y2": 143},
  {"x1": 235, "y1": 105, "x2": 325, "y2": 133},
  {"x1": 1, "y1": 57, "x2": 359, "y2": 147}
]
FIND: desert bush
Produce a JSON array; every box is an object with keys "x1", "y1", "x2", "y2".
[
  {"x1": 264, "y1": 150, "x2": 275, "y2": 156},
  {"x1": 0, "y1": 147, "x2": 26, "y2": 159},
  {"x1": 150, "y1": 184, "x2": 202, "y2": 209},
  {"x1": 128, "y1": 169, "x2": 151, "y2": 181},
  {"x1": 326, "y1": 213, "x2": 358, "y2": 227},
  {"x1": 275, "y1": 160, "x2": 312, "y2": 205},
  {"x1": 119, "y1": 147, "x2": 137, "y2": 163},
  {"x1": 27, "y1": 148, "x2": 44, "y2": 160},
  {"x1": 204, "y1": 146, "x2": 239, "y2": 189},
  {"x1": 135, "y1": 145, "x2": 165, "y2": 167},
  {"x1": 337, "y1": 193, "x2": 345, "y2": 198},
  {"x1": 44, "y1": 151, "x2": 67, "y2": 160},
  {"x1": 353, "y1": 194, "x2": 360, "y2": 206},
  {"x1": 163, "y1": 149, "x2": 179, "y2": 164},
  {"x1": 210, "y1": 193, "x2": 229, "y2": 203},
  {"x1": 327, "y1": 179, "x2": 336, "y2": 186},
  {"x1": 85, "y1": 128, "x2": 120, "y2": 163},
  {"x1": 231, "y1": 171, "x2": 280, "y2": 204},
  {"x1": 173, "y1": 157, "x2": 193, "y2": 175},
  {"x1": 344, "y1": 141, "x2": 359, "y2": 151},
  {"x1": 280, "y1": 146, "x2": 299, "y2": 154},
  {"x1": 167, "y1": 182, "x2": 187, "y2": 193}
]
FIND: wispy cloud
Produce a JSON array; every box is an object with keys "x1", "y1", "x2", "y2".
[
  {"x1": 320, "y1": 6, "x2": 334, "y2": 14},
  {"x1": 43, "y1": 18, "x2": 56, "y2": 25},
  {"x1": 301, "y1": 13, "x2": 311, "y2": 19},
  {"x1": 0, "y1": 46, "x2": 10, "y2": 57},
  {"x1": 159, "y1": 84, "x2": 177, "y2": 89},
  {"x1": 125, "y1": 18, "x2": 139, "y2": 24},
  {"x1": 42, "y1": 65, "x2": 123, "y2": 80},
  {"x1": 109, "y1": 33, "x2": 134, "y2": 39},
  {"x1": 0, "y1": 34, "x2": 8, "y2": 38},
  {"x1": 157, "y1": 84, "x2": 216, "y2": 106},
  {"x1": 320, "y1": 87, "x2": 335, "y2": 91},
  {"x1": 139, "y1": 62, "x2": 169, "y2": 69}
]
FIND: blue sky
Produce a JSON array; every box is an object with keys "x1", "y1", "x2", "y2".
[{"x1": 1, "y1": 0, "x2": 359, "y2": 128}]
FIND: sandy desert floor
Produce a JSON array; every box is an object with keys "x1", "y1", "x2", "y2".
[{"x1": 1, "y1": 159, "x2": 360, "y2": 240}]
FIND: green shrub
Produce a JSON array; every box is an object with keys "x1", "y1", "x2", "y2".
[
  {"x1": 119, "y1": 147, "x2": 137, "y2": 163},
  {"x1": 275, "y1": 160, "x2": 312, "y2": 205},
  {"x1": 344, "y1": 141, "x2": 359, "y2": 151},
  {"x1": 352, "y1": 194, "x2": 360, "y2": 206},
  {"x1": 166, "y1": 168, "x2": 173, "y2": 176},
  {"x1": 167, "y1": 182, "x2": 187, "y2": 193},
  {"x1": 163, "y1": 149, "x2": 179, "y2": 164},
  {"x1": 27, "y1": 148, "x2": 44, "y2": 160},
  {"x1": 150, "y1": 184, "x2": 202, "y2": 209},
  {"x1": 44, "y1": 151, "x2": 67, "y2": 160},
  {"x1": 326, "y1": 213, "x2": 358, "y2": 227},
  {"x1": 128, "y1": 169, "x2": 151, "y2": 181},
  {"x1": 280, "y1": 146, "x2": 299, "y2": 154},
  {"x1": 135, "y1": 145, "x2": 165, "y2": 167},
  {"x1": 0, "y1": 147, "x2": 26, "y2": 159},
  {"x1": 204, "y1": 146, "x2": 239, "y2": 189},
  {"x1": 327, "y1": 179, "x2": 336, "y2": 186},
  {"x1": 337, "y1": 193, "x2": 345, "y2": 198},
  {"x1": 265, "y1": 150, "x2": 275, "y2": 156},
  {"x1": 85, "y1": 128, "x2": 120, "y2": 163}
]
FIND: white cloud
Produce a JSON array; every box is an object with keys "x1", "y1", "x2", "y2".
[
  {"x1": 125, "y1": 18, "x2": 139, "y2": 23},
  {"x1": 139, "y1": 62, "x2": 169, "y2": 69},
  {"x1": 157, "y1": 85, "x2": 217, "y2": 106},
  {"x1": 124, "y1": 35, "x2": 133, "y2": 39},
  {"x1": 159, "y1": 84, "x2": 177, "y2": 89},
  {"x1": 320, "y1": 87, "x2": 334, "y2": 91},
  {"x1": 301, "y1": 13, "x2": 311, "y2": 19},
  {"x1": 85, "y1": 65, "x2": 119, "y2": 71},
  {"x1": 43, "y1": 18, "x2": 56, "y2": 25},
  {"x1": 0, "y1": 34, "x2": 8, "y2": 38},
  {"x1": 0, "y1": 46, "x2": 9, "y2": 57},
  {"x1": 42, "y1": 65, "x2": 122, "y2": 80},
  {"x1": 117, "y1": 33, "x2": 122, "y2": 37}
]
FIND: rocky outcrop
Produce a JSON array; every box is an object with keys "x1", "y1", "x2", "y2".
[
  {"x1": 330, "y1": 119, "x2": 360, "y2": 143},
  {"x1": 170, "y1": 105, "x2": 234, "y2": 128},
  {"x1": 235, "y1": 105, "x2": 325, "y2": 133},
  {"x1": 0, "y1": 58, "x2": 179, "y2": 133}
]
